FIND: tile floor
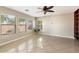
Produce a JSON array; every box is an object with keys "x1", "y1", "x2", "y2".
[{"x1": 0, "y1": 34, "x2": 79, "y2": 53}]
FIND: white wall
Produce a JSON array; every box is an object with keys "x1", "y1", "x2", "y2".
[{"x1": 38, "y1": 13, "x2": 74, "y2": 39}]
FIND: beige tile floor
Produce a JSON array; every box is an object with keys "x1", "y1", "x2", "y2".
[{"x1": 0, "y1": 34, "x2": 79, "y2": 53}]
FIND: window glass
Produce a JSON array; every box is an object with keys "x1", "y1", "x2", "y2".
[
  {"x1": 1, "y1": 14, "x2": 16, "y2": 34},
  {"x1": 27, "y1": 20, "x2": 33, "y2": 30},
  {"x1": 0, "y1": 15, "x2": 1, "y2": 34},
  {"x1": 0, "y1": 14, "x2": 34, "y2": 34},
  {"x1": 0, "y1": 15, "x2": 1, "y2": 23},
  {"x1": 38, "y1": 20, "x2": 42, "y2": 30},
  {"x1": 1, "y1": 15, "x2": 16, "y2": 24},
  {"x1": 19, "y1": 17, "x2": 26, "y2": 24},
  {"x1": 17, "y1": 17, "x2": 26, "y2": 32}
]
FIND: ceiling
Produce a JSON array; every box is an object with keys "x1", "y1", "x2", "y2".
[{"x1": 6, "y1": 6, "x2": 79, "y2": 17}]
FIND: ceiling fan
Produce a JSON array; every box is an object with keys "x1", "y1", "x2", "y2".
[{"x1": 38, "y1": 6, "x2": 54, "y2": 14}]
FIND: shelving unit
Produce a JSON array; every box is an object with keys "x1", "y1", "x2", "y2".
[{"x1": 74, "y1": 9, "x2": 79, "y2": 39}]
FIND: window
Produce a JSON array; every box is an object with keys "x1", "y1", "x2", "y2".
[
  {"x1": 0, "y1": 14, "x2": 34, "y2": 35},
  {"x1": 17, "y1": 17, "x2": 33, "y2": 32},
  {"x1": 17, "y1": 17, "x2": 26, "y2": 32},
  {"x1": 0, "y1": 15, "x2": 2, "y2": 34},
  {"x1": 1, "y1": 14, "x2": 16, "y2": 34},
  {"x1": 27, "y1": 20, "x2": 33, "y2": 30},
  {"x1": 38, "y1": 20, "x2": 42, "y2": 30}
]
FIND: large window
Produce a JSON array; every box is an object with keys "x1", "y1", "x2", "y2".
[
  {"x1": 0, "y1": 14, "x2": 34, "y2": 35},
  {"x1": 1, "y1": 14, "x2": 16, "y2": 34}
]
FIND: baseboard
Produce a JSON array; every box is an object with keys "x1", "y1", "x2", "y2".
[{"x1": 40, "y1": 32, "x2": 75, "y2": 39}]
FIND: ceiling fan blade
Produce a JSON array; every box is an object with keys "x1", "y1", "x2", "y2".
[
  {"x1": 47, "y1": 6, "x2": 54, "y2": 9},
  {"x1": 48, "y1": 10, "x2": 54, "y2": 12}
]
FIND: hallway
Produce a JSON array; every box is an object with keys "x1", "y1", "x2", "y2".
[{"x1": 0, "y1": 34, "x2": 79, "y2": 53}]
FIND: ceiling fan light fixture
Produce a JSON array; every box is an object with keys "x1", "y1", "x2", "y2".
[
  {"x1": 25, "y1": 9, "x2": 29, "y2": 11},
  {"x1": 38, "y1": 6, "x2": 55, "y2": 14}
]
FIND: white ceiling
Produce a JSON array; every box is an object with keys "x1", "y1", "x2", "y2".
[{"x1": 6, "y1": 6, "x2": 79, "y2": 17}]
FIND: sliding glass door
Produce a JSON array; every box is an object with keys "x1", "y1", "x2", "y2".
[{"x1": 0, "y1": 14, "x2": 34, "y2": 35}]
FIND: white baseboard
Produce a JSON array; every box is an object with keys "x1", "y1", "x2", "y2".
[{"x1": 40, "y1": 32, "x2": 75, "y2": 39}]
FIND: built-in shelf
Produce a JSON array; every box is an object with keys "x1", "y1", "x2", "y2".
[{"x1": 74, "y1": 9, "x2": 79, "y2": 40}]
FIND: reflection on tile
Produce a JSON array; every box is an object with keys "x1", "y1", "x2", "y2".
[
  {"x1": 7, "y1": 48, "x2": 17, "y2": 53},
  {"x1": 27, "y1": 39, "x2": 33, "y2": 52},
  {"x1": 0, "y1": 34, "x2": 79, "y2": 53},
  {"x1": 18, "y1": 43, "x2": 26, "y2": 52},
  {"x1": 37, "y1": 37, "x2": 43, "y2": 48}
]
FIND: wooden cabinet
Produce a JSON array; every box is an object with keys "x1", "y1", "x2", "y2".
[{"x1": 74, "y1": 9, "x2": 79, "y2": 39}]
